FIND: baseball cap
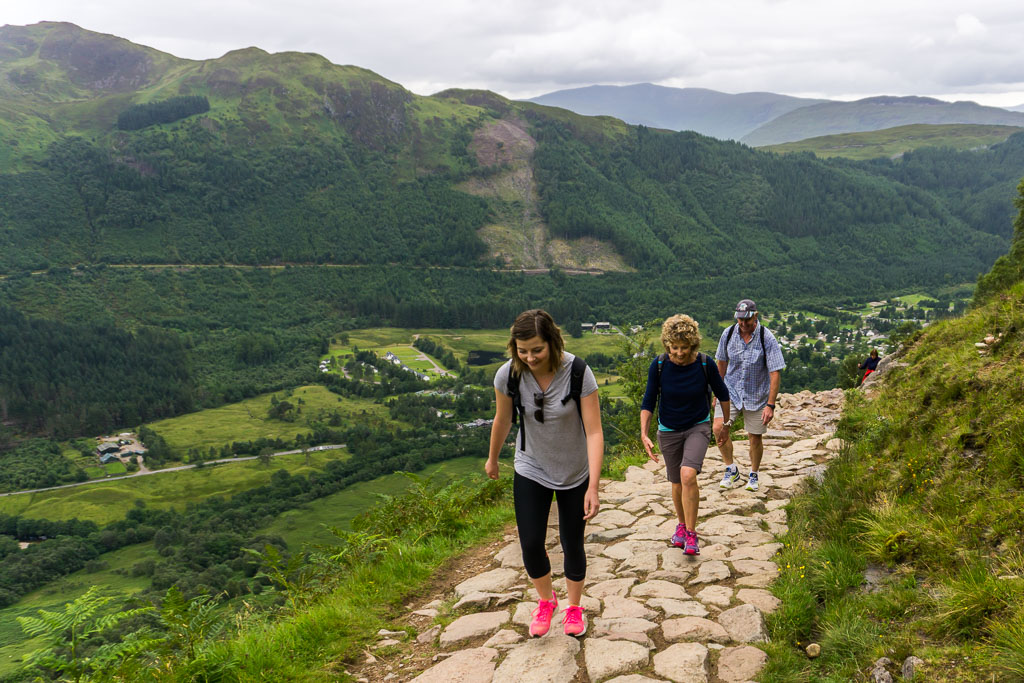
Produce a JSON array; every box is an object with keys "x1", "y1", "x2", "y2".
[{"x1": 734, "y1": 299, "x2": 757, "y2": 319}]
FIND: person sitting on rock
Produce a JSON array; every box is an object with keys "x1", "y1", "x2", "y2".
[
  {"x1": 486, "y1": 309, "x2": 603, "y2": 638},
  {"x1": 640, "y1": 314, "x2": 731, "y2": 556},
  {"x1": 858, "y1": 349, "x2": 880, "y2": 384}
]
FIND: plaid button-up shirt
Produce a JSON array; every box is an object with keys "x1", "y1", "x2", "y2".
[{"x1": 715, "y1": 322, "x2": 786, "y2": 412}]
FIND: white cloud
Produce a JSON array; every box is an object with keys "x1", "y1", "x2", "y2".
[{"x1": 5, "y1": 0, "x2": 1024, "y2": 105}]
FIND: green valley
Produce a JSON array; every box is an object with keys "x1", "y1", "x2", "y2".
[{"x1": 762, "y1": 123, "x2": 1024, "y2": 160}]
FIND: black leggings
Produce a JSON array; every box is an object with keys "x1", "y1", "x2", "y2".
[{"x1": 513, "y1": 472, "x2": 589, "y2": 582}]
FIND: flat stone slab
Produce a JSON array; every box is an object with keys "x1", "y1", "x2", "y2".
[
  {"x1": 588, "y1": 578, "x2": 636, "y2": 599},
  {"x1": 602, "y1": 596, "x2": 658, "y2": 620},
  {"x1": 604, "y1": 540, "x2": 669, "y2": 560},
  {"x1": 735, "y1": 572, "x2": 776, "y2": 588},
  {"x1": 717, "y1": 645, "x2": 769, "y2": 682},
  {"x1": 729, "y1": 543, "x2": 783, "y2": 561},
  {"x1": 493, "y1": 635, "x2": 580, "y2": 682},
  {"x1": 653, "y1": 642, "x2": 709, "y2": 683},
  {"x1": 736, "y1": 588, "x2": 781, "y2": 614},
  {"x1": 646, "y1": 598, "x2": 709, "y2": 618},
  {"x1": 690, "y1": 560, "x2": 731, "y2": 585},
  {"x1": 619, "y1": 551, "x2": 661, "y2": 573},
  {"x1": 717, "y1": 604, "x2": 767, "y2": 643},
  {"x1": 631, "y1": 580, "x2": 691, "y2": 600},
  {"x1": 413, "y1": 647, "x2": 498, "y2": 682},
  {"x1": 440, "y1": 611, "x2": 510, "y2": 646},
  {"x1": 494, "y1": 542, "x2": 524, "y2": 568},
  {"x1": 454, "y1": 568, "x2": 521, "y2": 598},
  {"x1": 662, "y1": 617, "x2": 730, "y2": 643},
  {"x1": 696, "y1": 518, "x2": 747, "y2": 537},
  {"x1": 696, "y1": 585, "x2": 733, "y2": 608},
  {"x1": 591, "y1": 509, "x2": 639, "y2": 528},
  {"x1": 584, "y1": 638, "x2": 651, "y2": 681},
  {"x1": 593, "y1": 617, "x2": 660, "y2": 634},
  {"x1": 731, "y1": 559, "x2": 779, "y2": 575},
  {"x1": 483, "y1": 629, "x2": 522, "y2": 648},
  {"x1": 587, "y1": 528, "x2": 635, "y2": 543},
  {"x1": 605, "y1": 676, "x2": 664, "y2": 683}
]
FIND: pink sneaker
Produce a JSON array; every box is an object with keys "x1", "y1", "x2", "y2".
[
  {"x1": 562, "y1": 604, "x2": 587, "y2": 637},
  {"x1": 684, "y1": 529, "x2": 700, "y2": 555},
  {"x1": 670, "y1": 522, "x2": 687, "y2": 548},
  {"x1": 529, "y1": 594, "x2": 558, "y2": 637}
]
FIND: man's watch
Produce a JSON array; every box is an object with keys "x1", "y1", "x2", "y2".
[
  {"x1": 723, "y1": 419, "x2": 734, "y2": 427},
  {"x1": 766, "y1": 403, "x2": 775, "y2": 410}
]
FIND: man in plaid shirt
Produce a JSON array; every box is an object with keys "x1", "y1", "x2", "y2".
[{"x1": 713, "y1": 299, "x2": 785, "y2": 492}]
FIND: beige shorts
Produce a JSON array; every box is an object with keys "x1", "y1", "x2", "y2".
[{"x1": 714, "y1": 403, "x2": 768, "y2": 435}]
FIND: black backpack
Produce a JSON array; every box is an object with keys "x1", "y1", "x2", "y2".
[
  {"x1": 507, "y1": 355, "x2": 587, "y2": 450},
  {"x1": 725, "y1": 323, "x2": 769, "y2": 372},
  {"x1": 656, "y1": 352, "x2": 714, "y2": 420}
]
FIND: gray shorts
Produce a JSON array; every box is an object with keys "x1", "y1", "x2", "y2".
[
  {"x1": 714, "y1": 403, "x2": 768, "y2": 436},
  {"x1": 657, "y1": 422, "x2": 712, "y2": 481}
]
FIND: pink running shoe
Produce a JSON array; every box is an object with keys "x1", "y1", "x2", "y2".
[
  {"x1": 684, "y1": 529, "x2": 700, "y2": 556},
  {"x1": 529, "y1": 594, "x2": 558, "y2": 637},
  {"x1": 670, "y1": 522, "x2": 687, "y2": 548},
  {"x1": 562, "y1": 604, "x2": 587, "y2": 637}
]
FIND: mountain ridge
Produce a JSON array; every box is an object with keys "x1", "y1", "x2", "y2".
[
  {"x1": 0, "y1": 22, "x2": 1018, "y2": 304},
  {"x1": 742, "y1": 95, "x2": 1024, "y2": 146},
  {"x1": 525, "y1": 82, "x2": 827, "y2": 139}
]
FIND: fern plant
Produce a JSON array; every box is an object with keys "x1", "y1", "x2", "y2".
[{"x1": 17, "y1": 585, "x2": 160, "y2": 682}]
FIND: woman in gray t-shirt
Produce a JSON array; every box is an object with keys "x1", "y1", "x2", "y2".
[{"x1": 486, "y1": 309, "x2": 603, "y2": 638}]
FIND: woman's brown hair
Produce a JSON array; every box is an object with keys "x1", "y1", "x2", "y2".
[{"x1": 506, "y1": 309, "x2": 565, "y2": 376}]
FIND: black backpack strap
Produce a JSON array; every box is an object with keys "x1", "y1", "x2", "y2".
[
  {"x1": 655, "y1": 353, "x2": 667, "y2": 412},
  {"x1": 506, "y1": 364, "x2": 526, "y2": 450},
  {"x1": 561, "y1": 356, "x2": 588, "y2": 431},
  {"x1": 760, "y1": 325, "x2": 768, "y2": 371},
  {"x1": 726, "y1": 323, "x2": 735, "y2": 346},
  {"x1": 699, "y1": 352, "x2": 713, "y2": 418}
]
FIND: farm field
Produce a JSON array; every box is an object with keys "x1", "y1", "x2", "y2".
[
  {"x1": 146, "y1": 384, "x2": 395, "y2": 457},
  {"x1": 328, "y1": 326, "x2": 629, "y2": 385},
  {"x1": 0, "y1": 448, "x2": 349, "y2": 524},
  {"x1": 261, "y1": 455, "x2": 484, "y2": 549}
]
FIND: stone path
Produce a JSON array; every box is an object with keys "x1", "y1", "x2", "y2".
[{"x1": 359, "y1": 389, "x2": 844, "y2": 682}]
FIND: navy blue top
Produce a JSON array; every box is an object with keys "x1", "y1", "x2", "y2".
[
  {"x1": 860, "y1": 356, "x2": 880, "y2": 371},
  {"x1": 641, "y1": 354, "x2": 731, "y2": 431}
]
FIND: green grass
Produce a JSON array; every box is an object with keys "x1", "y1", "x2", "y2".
[
  {"x1": 104, "y1": 461, "x2": 128, "y2": 475},
  {"x1": 168, "y1": 479, "x2": 516, "y2": 682},
  {"x1": 762, "y1": 123, "x2": 1023, "y2": 160},
  {"x1": 145, "y1": 384, "x2": 393, "y2": 457},
  {"x1": 261, "y1": 455, "x2": 484, "y2": 548},
  {"x1": 0, "y1": 449, "x2": 349, "y2": 524},
  {"x1": 762, "y1": 277, "x2": 1024, "y2": 681}
]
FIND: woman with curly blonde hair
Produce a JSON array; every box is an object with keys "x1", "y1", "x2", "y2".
[{"x1": 640, "y1": 314, "x2": 730, "y2": 556}]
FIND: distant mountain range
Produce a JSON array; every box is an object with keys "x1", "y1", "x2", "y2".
[
  {"x1": 528, "y1": 85, "x2": 1024, "y2": 146},
  {"x1": 525, "y1": 84, "x2": 826, "y2": 140},
  {"x1": 741, "y1": 96, "x2": 1024, "y2": 146},
  {"x1": 0, "y1": 21, "x2": 1018, "y2": 299}
]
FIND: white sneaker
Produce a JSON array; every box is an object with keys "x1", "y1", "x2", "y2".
[
  {"x1": 745, "y1": 472, "x2": 760, "y2": 492},
  {"x1": 719, "y1": 468, "x2": 740, "y2": 488}
]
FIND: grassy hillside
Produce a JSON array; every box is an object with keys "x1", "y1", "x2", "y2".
[
  {"x1": 762, "y1": 123, "x2": 1024, "y2": 160},
  {"x1": 742, "y1": 95, "x2": 1024, "y2": 146},
  {"x1": 761, "y1": 181, "x2": 1024, "y2": 681}
]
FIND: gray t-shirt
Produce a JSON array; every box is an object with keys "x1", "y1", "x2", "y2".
[{"x1": 493, "y1": 352, "x2": 599, "y2": 489}]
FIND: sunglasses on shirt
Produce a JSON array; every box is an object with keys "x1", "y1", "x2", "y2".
[{"x1": 533, "y1": 392, "x2": 544, "y2": 423}]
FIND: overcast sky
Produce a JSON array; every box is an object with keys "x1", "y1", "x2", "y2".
[{"x1": 5, "y1": 0, "x2": 1024, "y2": 106}]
